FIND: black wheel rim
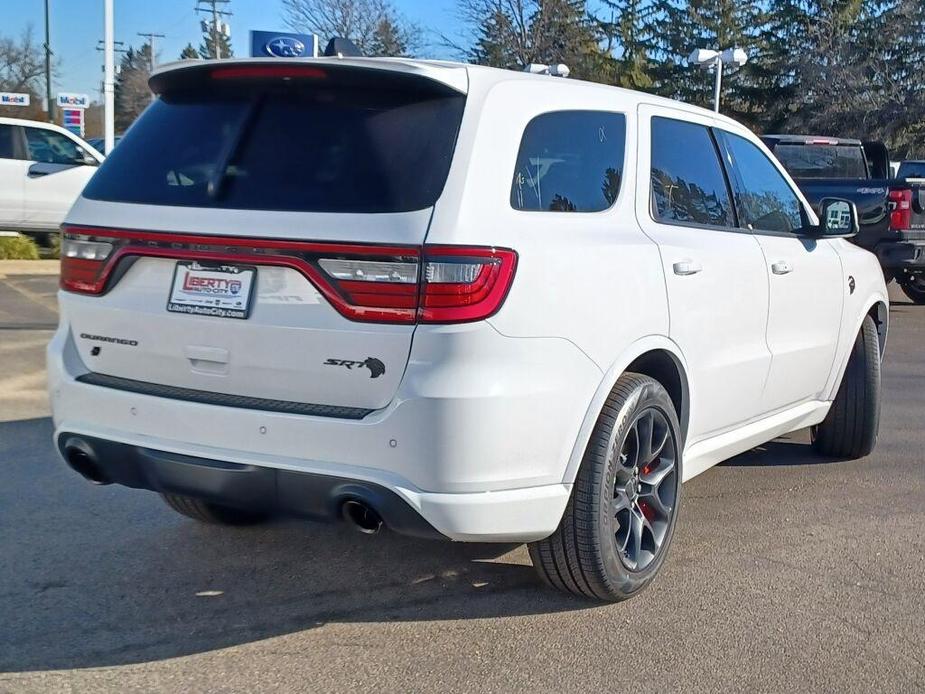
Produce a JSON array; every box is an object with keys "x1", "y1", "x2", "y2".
[{"x1": 612, "y1": 407, "x2": 678, "y2": 572}]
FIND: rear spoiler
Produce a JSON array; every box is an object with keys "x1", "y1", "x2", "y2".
[{"x1": 149, "y1": 58, "x2": 469, "y2": 96}]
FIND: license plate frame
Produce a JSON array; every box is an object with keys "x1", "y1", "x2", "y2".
[{"x1": 167, "y1": 261, "x2": 257, "y2": 320}]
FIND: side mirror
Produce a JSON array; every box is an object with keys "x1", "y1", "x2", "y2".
[
  {"x1": 78, "y1": 152, "x2": 99, "y2": 166},
  {"x1": 815, "y1": 197, "x2": 859, "y2": 238}
]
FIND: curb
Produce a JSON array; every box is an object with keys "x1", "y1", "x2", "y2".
[{"x1": 0, "y1": 260, "x2": 60, "y2": 279}]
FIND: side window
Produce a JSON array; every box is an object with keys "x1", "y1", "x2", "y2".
[
  {"x1": 720, "y1": 132, "x2": 805, "y2": 233},
  {"x1": 0, "y1": 125, "x2": 16, "y2": 159},
  {"x1": 511, "y1": 111, "x2": 626, "y2": 212},
  {"x1": 650, "y1": 117, "x2": 734, "y2": 228},
  {"x1": 24, "y1": 127, "x2": 85, "y2": 165}
]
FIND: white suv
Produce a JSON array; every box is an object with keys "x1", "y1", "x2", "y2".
[
  {"x1": 0, "y1": 117, "x2": 103, "y2": 243},
  {"x1": 47, "y1": 58, "x2": 888, "y2": 601}
]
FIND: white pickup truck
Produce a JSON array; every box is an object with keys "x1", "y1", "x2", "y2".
[{"x1": 0, "y1": 116, "x2": 104, "y2": 245}]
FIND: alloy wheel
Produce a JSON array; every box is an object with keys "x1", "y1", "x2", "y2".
[{"x1": 612, "y1": 407, "x2": 679, "y2": 571}]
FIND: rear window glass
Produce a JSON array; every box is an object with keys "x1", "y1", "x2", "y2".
[
  {"x1": 511, "y1": 111, "x2": 626, "y2": 212},
  {"x1": 772, "y1": 144, "x2": 867, "y2": 179},
  {"x1": 83, "y1": 81, "x2": 465, "y2": 213},
  {"x1": 898, "y1": 162, "x2": 925, "y2": 179}
]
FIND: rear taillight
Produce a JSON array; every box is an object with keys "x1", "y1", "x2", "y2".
[
  {"x1": 60, "y1": 236, "x2": 115, "y2": 294},
  {"x1": 889, "y1": 188, "x2": 913, "y2": 231},
  {"x1": 60, "y1": 226, "x2": 517, "y2": 325},
  {"x1": 419, "y1": 247, "x2": 518, "y2": 323}
]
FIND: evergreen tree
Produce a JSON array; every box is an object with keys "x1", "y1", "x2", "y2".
[
  {"x1": 645, "y1": 0, "x2": 767, "y2": 123},
  {"x1": 199, "y1": 23, "x2": 233, "y2": 59},
  {"x1": 179, "y1": 43, "x2": 199, "y2": 60},
  {"x1": 595, "y1": 0, "x2": 652, "y2": 89},
  {"x1": 114, "y1": 44, "x2": 153, "y2": 131}
]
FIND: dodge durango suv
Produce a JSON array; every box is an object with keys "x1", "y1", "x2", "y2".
[{"x1": 48, "y1": 57, "x2": 888, "y2": 601}]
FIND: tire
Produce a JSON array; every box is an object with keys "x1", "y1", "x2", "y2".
[
  {"x1": 529, "y1": 373, "x2": 682, "y2": 602},
  {"x1": 812, "y1": 315, "x2": 881, "y2": 459},
  {"x1": 161, "y1": 493, "x2": 269, "y2": 525},
  {"x1": 899, "y1": 272, "x2": 925, "y2": 304}
]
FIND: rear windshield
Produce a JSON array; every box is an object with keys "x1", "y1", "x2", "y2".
[
  {"x1": 83, "y1": 80, "x2": 465, "y2": 213},
  {"x1": 771, "y1": 144, "x2": 868, "y2": 179},
  {"x1": 898, "y1": 162, "x2": 925, "y2": 179}
]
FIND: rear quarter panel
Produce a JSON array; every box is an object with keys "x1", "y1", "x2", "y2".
[{"x1": 427, "y1": 77, "x2": 668, "y2": 373}]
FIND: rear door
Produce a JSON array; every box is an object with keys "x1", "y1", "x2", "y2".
[
  {"x1": 63, "y1": 64, "x2": 467, "y2": 412},
  {"x1": 0, "y1": 124, "x2": 26, "y2": 229},
  {"x1": 636, "y1": 106, "x2": 771, "y2": 442},
  {"x1": 716, "y1": 129, "x2": 843, "y2": 412},
  {"x1": 22, "y1": 125, "x2": 100, "y2": 229}
]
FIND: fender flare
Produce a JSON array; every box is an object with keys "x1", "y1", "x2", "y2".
[
  {"x1": 824, "y1": 294, "x2": 889, "y2": 400},
  {"x1": 560, "y1": 335, "x2": 690, "y2": 486}
]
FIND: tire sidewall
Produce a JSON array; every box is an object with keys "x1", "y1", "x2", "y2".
[{"x1": 595, "y1": 378, "x2": 683, "y2": 597}]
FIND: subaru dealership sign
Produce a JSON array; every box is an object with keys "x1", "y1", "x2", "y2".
[{"x1": 250, "y1": 30, "x2": 318, "y2": 58}]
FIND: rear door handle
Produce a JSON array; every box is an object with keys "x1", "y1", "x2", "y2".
[
  {"x1": 771, "y1": 261, "x2": 793, "y2": 275},
  {"x1": 672, "y1": 260, "x2": 702, "y2": 276}
]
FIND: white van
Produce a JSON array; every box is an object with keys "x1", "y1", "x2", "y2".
[{"x1": 48, "y1": 58, "x2": 887, "y2": 601}]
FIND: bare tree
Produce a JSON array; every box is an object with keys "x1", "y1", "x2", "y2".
[
  {"x1": 282, "y1": 0, "x2": 421, "y2": 56},
  {"x1": 0, "y1": 26, "x2": 53, "y2": 119}
]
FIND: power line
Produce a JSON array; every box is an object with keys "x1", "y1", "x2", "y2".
[
  {"x1": 194, "y1": 0, "x2": 232, "y2": 59},
  {"x1": 137, "y1": 32, "x2": 166, "y2": 70}
]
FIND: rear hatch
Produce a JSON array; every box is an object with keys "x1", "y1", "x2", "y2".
[{"x1": 60, "y1": 60, "x2": 467, "y2": 413}]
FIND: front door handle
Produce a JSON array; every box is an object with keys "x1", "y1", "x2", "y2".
[
  {"x1": 673, "y1": 260, "x2": 702, "y2": 276},
  {"x1": 771, "y1": 261, "x2": 793, "y2": 275}
]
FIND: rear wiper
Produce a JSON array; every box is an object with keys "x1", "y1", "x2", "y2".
[{"x1": 207, "y1": 97, "x2": 262, "y2": 200}]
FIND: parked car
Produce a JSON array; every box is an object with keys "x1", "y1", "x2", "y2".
[
  {"x1": 48, "y1": 58, "x2": 887, "y2": 602},
  {"x1": 0, "y1": 117, "x2": 103, "y2": 246},
  {"x1": 897, "y1": 160, "x2": 925, "y2": 181},
  {"x1": 86, "y1": 136, "x2": 122, "y2": 152},
  {"x1": 762, "y1": 135, "x2": 925, "y2": 303}
]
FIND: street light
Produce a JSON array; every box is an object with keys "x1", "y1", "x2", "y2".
[{"x1": 688, "y1": 47, "x2": 748, "y2": 113}]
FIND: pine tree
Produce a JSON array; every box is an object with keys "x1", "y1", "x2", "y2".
[
  {"x1": 596, "y1": 0, "x2": 652, "y2": 89},
  {"x1": 199, "y1": 23, "x2": 233, "y2": 59},
  {"x1": 645, "y1": 0, "x2": 768, "y2": 124},
  {"x1": 179, "y1": 43, "x2": 199, "y2": 60},
  {"x1": 467, "y1": 8, "x2": 519, "y2": 69},
  {"x1": 114, "y1": 44, "x2": 153, "y2": 131}
]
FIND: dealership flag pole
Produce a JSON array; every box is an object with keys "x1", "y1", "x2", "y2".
[{"x1": 103, "y1": 0, "x2": 115, "y2": 154}]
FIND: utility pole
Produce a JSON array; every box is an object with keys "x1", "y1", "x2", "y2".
[
  {"x1": 44, "y1": 0, "x2": 54, "y2": 123},
  {"x1": 195, "y1": 0, "x2": 232, "y2": 59},
  {"x1": 137, "y1": 32, "x2": 166, "y2": 70},
  {"x1": 103, "y1": 0, "x2": 115, "y2": 154}
]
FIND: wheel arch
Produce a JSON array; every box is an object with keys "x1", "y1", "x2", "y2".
[
  {"x1": 824, "y1": 295, "x2": 888, "y2": 400},
  {"x1": 561, "y1": 336, "x2": 690, "y2": 486}
]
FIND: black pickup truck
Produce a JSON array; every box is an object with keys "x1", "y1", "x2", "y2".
[{"x1": 762, "y1": 135, "x2": 925, "y2": 303}]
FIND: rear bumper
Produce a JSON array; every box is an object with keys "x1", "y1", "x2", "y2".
[
  {"x1": 875, "y1": 240, "x2": 925, "y2": 269},
  {"x1": 48, "y1": 314, "x2": 597, "y2": 542},
  {"x1": 57, "y1": 432, "x2": 445, "y2": 539}
]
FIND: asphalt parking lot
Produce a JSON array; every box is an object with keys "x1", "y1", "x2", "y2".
[{"x1": 0, "y1": 269, "x2": 922, "y2": 693}]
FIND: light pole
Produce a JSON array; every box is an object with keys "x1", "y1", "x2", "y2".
[
  {"x1": 688, "y1": 48, "x2": 748, "y2": 112},
  {"x1": 103, "y1": 0, "x2": 115, "y2": 154},
  {"x1": 44, "y1": 0, "x2": 53, "y2": 123}
]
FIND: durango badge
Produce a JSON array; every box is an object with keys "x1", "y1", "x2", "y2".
[{"x1": 324, "y1": 357, "x2": 386, "y2": 379}]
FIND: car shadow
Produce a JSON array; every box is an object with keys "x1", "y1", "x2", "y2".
[
  {"x1": 0, "y1": 417, "x2": 595, "y2": 673},
  {"x1": 720, "y1": 431, "x2": 845, "y2": 467}
]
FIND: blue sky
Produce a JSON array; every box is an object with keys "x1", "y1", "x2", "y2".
[{"x1": 2, "y1": 0, "x2": 462, "y2": 102}]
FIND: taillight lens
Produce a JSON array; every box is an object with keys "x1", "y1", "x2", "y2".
[
  {"x1": 60, "y1": 226, "x2": 517, "y2": 325},
  {"x1": 60, "y1": 235, "x2": 115, "y2": 294},
  {"x1": 419, "y1": 247, "x2": 518, "y2": 323},
  {"x1": 889, "y1": 188, "x2": 913, "y2": 231}
]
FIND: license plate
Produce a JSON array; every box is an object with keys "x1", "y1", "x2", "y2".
[{"x1": 167, "y1": 262, "x2": 257, "y2": 319}]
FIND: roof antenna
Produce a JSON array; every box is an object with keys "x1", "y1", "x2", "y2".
[{"x1": 323, "y1": 37, "x2": 363, "y2": 58}]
